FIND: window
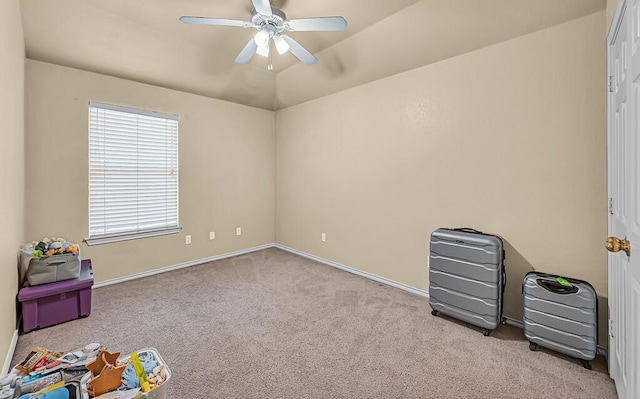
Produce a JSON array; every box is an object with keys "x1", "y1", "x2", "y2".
[{"x1": 86, "y1": 102, "x2": 180, "y2": 245}]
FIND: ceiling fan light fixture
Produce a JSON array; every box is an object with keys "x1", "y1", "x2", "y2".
[
  {"x1": 273, "y1": 35, "x2": 290, "y2": 55},
  {"x1": 253, "y1": 30, "x2": 270, "y2": 48},
  {"x1": 256, "y1": 44, "x2": 269, "y2": 57}
]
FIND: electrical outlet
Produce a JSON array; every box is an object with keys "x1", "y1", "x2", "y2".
[
  {"x1": 185, "y1": 235, "x2": 191, "y2": 245},
  {"x1": 321, "y1": 233, "x2": 326, "y2": 242},
  {"x1": 236, "y1": 227, "x2": 242, "y2": 236},
  {"x1": 209, "y1": 231, "x2": 215, "y2": 240}
]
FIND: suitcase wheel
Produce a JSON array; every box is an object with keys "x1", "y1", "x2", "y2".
[
  {"x1": 431, "y1": 309, "x2": 439, "y2": 317},
  {"x1": 482, "y1": 328, "x2": 492, "y2": 337},
  {"x1": 529, "y1": 342, "x2": 538, "y2": 351},
  {"x1": 580, "y1": 360, "x2": 592, "y2": 370}
]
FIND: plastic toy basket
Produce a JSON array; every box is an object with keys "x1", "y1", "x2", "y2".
[{"x1": 81, "y1": 348, "x2": 171, "y2": 399}]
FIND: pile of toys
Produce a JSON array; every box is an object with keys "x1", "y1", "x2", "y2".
[
  {"x1": 0, "y1": 345, "x2": 94, "y2": 399},
  {"x1": 0, "y1": 345, "x2": 170, "y2": 399},
  {"x1": 22, "y1": 238, "x2": 79, "y2": 259}
]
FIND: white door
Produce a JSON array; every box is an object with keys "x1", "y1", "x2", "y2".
[{"x1": 608, "y1": 1, "x2": 640, "y2": 398}]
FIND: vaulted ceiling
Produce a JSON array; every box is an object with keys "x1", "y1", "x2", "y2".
[{"x1": 20, "y1": 0, "x2": 606, "y2": 110}]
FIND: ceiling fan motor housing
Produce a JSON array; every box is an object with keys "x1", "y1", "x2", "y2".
[{"x1": 251, "y1": 8, "x2": 287, "y2": 35}]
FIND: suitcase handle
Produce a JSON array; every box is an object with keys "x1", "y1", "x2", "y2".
[
  {"x1": 46, "y1": 260, "x2": 68, "y2": 266},
  {"x1": 537, "y1": 279, "x2": 579, "y2": 295},
  {"x1": 453, "y1": 227, "x2": 484, "y2": 234}
]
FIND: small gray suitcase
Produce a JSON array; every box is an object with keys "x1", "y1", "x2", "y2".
[
  {"x1": 522, "y1": 272, "x2": 597, "y2": 369},
  {"x1": 429, "y1": 228, "x2": 506, "y2": 336}
]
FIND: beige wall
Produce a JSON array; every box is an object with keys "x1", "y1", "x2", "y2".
[
  {"x1": 276, "y1": 11, "x2": 607, "y2": 325},
  {"x1": 25, "y1": 60, "x2": 275, "y2": 283},
  {"x1": 275, "y1": 0, "x2": 605, "y2": 110},
  {"x1": 0, "y1": 0, "x2": 25, "y2": 368},
  {"x1": 607, "y1": 0, "x2": 619, "y2": 32}
]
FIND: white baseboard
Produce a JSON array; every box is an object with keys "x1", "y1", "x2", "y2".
[
  {"x1": 2, "y1": 244, "x2": 276, "y2": 375},
  {"x1": 504, "y1": 317, "x2": 523, "y2": 328},
  {"x1": 87, "y1": 242, "x2": 610, "y2": 362},
  {"x1": 93, "y1": 243, "x2": 275, "y2": 289},
  {"x1": 2, "y1": 329, "x2": 18, "y2": 376},
  {"x1": 273, "y1": 245, "x2": 610, "y2": 359},
  {"x1": 274, "y1": 244, "x2": 430, "y2": 298}
]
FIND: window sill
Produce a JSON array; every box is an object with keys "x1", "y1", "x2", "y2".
[{"x1": 84, "y1": 227, "x2": 182, "y2": 246}]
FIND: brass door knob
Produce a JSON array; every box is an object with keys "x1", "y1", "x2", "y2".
[{"x1": 606, "y1": 236, "x2": 631, "y2": 256}]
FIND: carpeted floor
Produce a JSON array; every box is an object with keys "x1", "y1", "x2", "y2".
[{"x1": 12, "y1": 248, "x2": 617, "y2": 398}]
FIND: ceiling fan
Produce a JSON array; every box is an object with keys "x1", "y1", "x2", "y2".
[{"x1": 180, "y1": 0, "x2": 347, "y2": 67}]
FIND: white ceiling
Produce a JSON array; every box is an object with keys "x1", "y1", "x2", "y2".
[{"x1": 20, "y1": 0, "x2": 605, "y2": 110}]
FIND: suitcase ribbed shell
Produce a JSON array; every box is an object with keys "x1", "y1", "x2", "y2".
[
  {"x1": 429, "y1": 228, "x2": 505, "y2": 333},
  {"x1": 523, "y1": 273, "x2": 597, "y2": 361}
]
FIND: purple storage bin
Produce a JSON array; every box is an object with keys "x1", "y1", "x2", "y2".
[{"x1": 18, "y1": 259, "x2": 94, "y2": 333}]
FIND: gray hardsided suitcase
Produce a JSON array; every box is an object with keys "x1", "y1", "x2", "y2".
[
  {"x1": 429, "y1": 228, "x2": 506, "y2": 336},
  {"x1": 522, "y1": 272, "x2": 597, "y2": 369}
]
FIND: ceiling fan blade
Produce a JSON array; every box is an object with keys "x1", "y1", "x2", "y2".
[
  {"x1": 281, "y1": 35, "x2": 317, "y2": 65},
  {"x1": 235, "y1": 39, "x2": 259, "y2": 64},
  {"x1": 251, "y1": 0, "x2": 273, "y2": 16},
  {"x1": 180, "y1": 16, "x2": 252, "y2": 28},
  {"x1": 286, "y1": 16, "x2": 347, "y2": 32}
]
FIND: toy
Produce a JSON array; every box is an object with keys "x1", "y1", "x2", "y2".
[
  {"x1": 16, "y1": 386, "x2": 69, "y2": 399},
  {"x1": 22, "y1": 238, "x2": 79, "y2": 259},
  {"x1": 87, "y1": 351, "x2": 126, "y2": 397},
  {"x1": 129, "y1": 352, "x2": 150, "y2": 393},
  {"x1": 86, "y1": 351, "x2": 120, "y2": 376}
]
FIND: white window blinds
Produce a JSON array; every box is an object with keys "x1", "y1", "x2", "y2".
[{"x1": 87, "y1": 102, "x2": 180, "y2": 245}]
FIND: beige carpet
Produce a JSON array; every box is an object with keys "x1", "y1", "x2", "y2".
[{"x1": 12, "y1": 248, "x2": 616, "y2": 398}]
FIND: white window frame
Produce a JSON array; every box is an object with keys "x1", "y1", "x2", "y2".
[{"x1": 85, "y1": 102, "x2": 181, "y2": 246}]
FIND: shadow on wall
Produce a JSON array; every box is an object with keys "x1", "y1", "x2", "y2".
[
  {"x1": 14, "y1": 252, "x2": 22, "y2": 330},
  {"x1": 502, "y1": 238, "x2": 609, "y2": 347},
  {"x1": 320, "y1": 50, "x2": 350, "y2": 78},
  {"x1": 502, "y1": 238, "x2": 535, "y2": 322},
  {"x1": 598, "y1": 296, "x2": 608, "y2": 348}
]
